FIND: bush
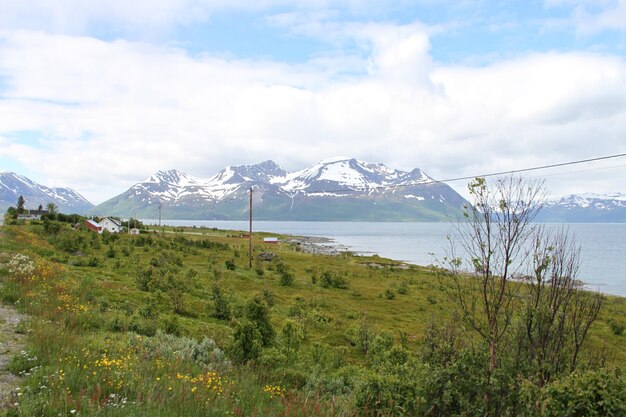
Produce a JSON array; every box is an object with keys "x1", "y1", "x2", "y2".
[
  {"x1": 279, "y1": 270, "x2": 294, "y2": 286},
  {"x1": 276, "y1": 261, "x2": 294, "y2": 286},
  {"x1": 230, "y1": 319, "x2": 263, "y2": 364},
  {"x1": 280, "y1": 319, "x2": 304, "y2": 360},
  {"x1": 225, "y1": 259, "x2": 236, "y2": 270},
  {"x1": 162, "y1": 315, "x2": 181, "y2": 336},
  {"x1": 245, "y1": 296, "x2": 274, "y2": 346},
  {"x1": 262, "y1": 288, "x2": 275, "y2": 307},
  {"x1": 609, "y1": 320, "x2": 624, "y2": 336},
  {"x1": 136, "y1": 331, "x2": 231, "y2": 372},
  {"x1": 534, "y1": 369, "x2": 626, "y2": 417},
  {"x1": 212, "y1": 285, "x2": 231, "y2": 321},
  {"x1": 354, "y1": 370, "x2": 422, "y2": 416},
  {"x1": 320, "y1": 271, "x2": 349, "y2": 289}
]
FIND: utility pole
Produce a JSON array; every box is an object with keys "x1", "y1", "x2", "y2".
[
  {"x1": 158, "y1": 202, "x2": 162, "y2": 227},
  {"x1": 249, "y1": 187, "x2": 253, "y2": 269}
]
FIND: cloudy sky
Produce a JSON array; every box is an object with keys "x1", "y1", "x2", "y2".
[{"x1": 1, "y1": 0, "x2": 625, "y2": 204}]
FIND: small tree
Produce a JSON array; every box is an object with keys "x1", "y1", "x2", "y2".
[
  {"x1": 445, "y1": 176, "x2": 544, "y2": 387},
  {"x1": 211, "y1": 285, "x2": 231, "y2": 321},
  {"x1": 230, "y1": 319, "x2": 263, "y2": 364},
  {"x1": 245, "y1": 296, "x2": 274, "y2": 346},
  {"x1": 17, "y1": 195, "x2": 25, "y2": 214},
  {"x1": 46, "y1": 202, "x2": 59, "y2": 215},
  {"x1": 443, "y1": 176, "x2": 604, "y2": 414},
  {"x1": 522, "y1": 226, "x2": 603, "y2": 388}
]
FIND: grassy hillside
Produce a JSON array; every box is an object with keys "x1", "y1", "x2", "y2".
[{"x1": 0, "y1": 221, "x2": 624, "y2": 416}]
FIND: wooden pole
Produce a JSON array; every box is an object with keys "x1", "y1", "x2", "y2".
[{"x1": 249, "y1": 187, "x2": 253, "y2": 269}]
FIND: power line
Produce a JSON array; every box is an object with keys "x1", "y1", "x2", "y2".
[
  {"x1": 257, "y1": 152, "x2": 626, "y2": 195},
  {"x1": 437, "y1": 152, "x2": 626, "y2": 184}
]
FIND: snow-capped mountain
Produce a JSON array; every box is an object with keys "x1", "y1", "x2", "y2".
[
  {"x1": 539, "y1": 193, "x2": 626, "y2": 222},
  {"x1": 0, "y1": 171, "x2": 94, "y2": 214},
  {"x1": 90, "y1": 158, "x2": 469, "y2": 221}
]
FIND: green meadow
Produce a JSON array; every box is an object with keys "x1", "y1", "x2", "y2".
[{"x1": 0, "y1": 220, "x2": 624, "y2": 416}]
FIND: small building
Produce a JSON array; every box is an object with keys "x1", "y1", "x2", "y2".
[
  {"x1": 100, "y1": 217, "x2": 122, "y2": 233},
  {"x1": 85, "y1": 219, "x2": 103, "y2": 233},
  {"x1": 263, "y1": 237, "x2": 279, "y2": 244},
  {"x1": 130, "y1": 228, "x2": 140, "y2": 235},
  {"x1": 17, "y1": 209, "x2": 49, "y2": 220}
]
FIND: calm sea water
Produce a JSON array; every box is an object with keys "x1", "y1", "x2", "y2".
[{"x1": 146, "y1": 220, "x2": 626, "y2": 297}]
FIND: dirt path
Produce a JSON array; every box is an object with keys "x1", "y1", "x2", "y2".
[{"x1": 0, "y1": 304, "x2": 26, "y2": 409}]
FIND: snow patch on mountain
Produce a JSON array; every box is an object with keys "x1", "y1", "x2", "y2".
[
  {"x1": 0, "y1": 172, "x2": 93, "y2": 213},
  {"x1": 548, "y1": 193, "x2": 626, "y2": 210}
]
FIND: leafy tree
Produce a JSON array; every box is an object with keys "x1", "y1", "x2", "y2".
[
  {"x1": 211, "y1": 285, "x2": 231, "y2": 321},
  {"x1": 5, "y1": 206, "x2": 17, "y2": 220},
  {"x1": 520, "y1": 226, "x2": 603, "y2": 388},
  {"x1": 245, "y1": 296, "x2": 274, "y2": 346},
  {"x1": 46, "y1": 202, "x2": 58, "y2": 215},
  {"x1": 443, "y1": 176, "x2": 604, "y2": 413},
  {"x1": 280, "y1": 319, "x2": 304, "y2": 360},
  {"x1": 16, "y1": 195, "x2": 25, "y2": 214},
  {"x1": 166, "y1": 272, "x2": 190, "y2": 315},
  {"x1": 444, "y1": 176, "x2": 544, "y2": 409},
  {"x1": 230, "y1": 319, "x2": 263, "y2": 364}
]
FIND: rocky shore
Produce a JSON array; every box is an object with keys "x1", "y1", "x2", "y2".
[{"x1": 286, "y1": 236, "x2": 351, "y2": 256}]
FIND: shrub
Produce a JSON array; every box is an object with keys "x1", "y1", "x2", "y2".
[
  {"x1": 320, "y1": 271, "x2": 349, "y2": 289},
  {"x1": 212, "y1": 285, "x2": 231, "y2": 321},
  {"x1": 348, "y1": 316, "x2": 374, "y2": 354},
  {"x1": 280, "y1": 319, "x2": 304, "y2": 360},
  {"x1": 279, "y1": 270, "x2": 294, "y2": 286},
  {"x1": 136, "y1": 331, "x2": 231, "y2": 372},
  {"x1": 230, "y1": 318, "x2": 263, "y2": 364},
  {"x1": 384, "y1": 288, "x2": 395, "y2": 300},
  {"x1": 245, "y1": 296, "x2": 274, "y2": 346},
  {"x1": 225, "y1": 259, "x2": 236, "y2": 270},
  {"x1": 609, "y1": 320, "x2": 624, "y2": 336},
  {"x1": 162, "y1": 314, "x2": 181, "y2": 336},
  {"x1": 534, "y1": 369, "x2": 626, "y2": 417},
  {"x1": 354, "y1": 370, "x2": 422, "y2": 416},
  {"x1": 276, "y1": 261, "x2": 294, "y2": 286},
  {"x1": 262, "y1": 288, "x2": 275, "y2": 307}
]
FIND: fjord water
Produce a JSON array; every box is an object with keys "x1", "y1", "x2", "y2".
[{"x1": 154, "y1": 220, "x2": 626, "y2": 297}]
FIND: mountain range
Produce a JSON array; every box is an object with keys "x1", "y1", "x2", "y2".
[
  {"x1": 89, "y1": 157, "x2": 469, "y2": 221},
  {"x1": 2, "y1": 160, "x2": 626, "y2": 222},
  {"x1": 538, "y1": 193, "x2": 626, "y2": 222},
  {"x1": 0, "y1": 171, "x2": 93, "y2": 214}
]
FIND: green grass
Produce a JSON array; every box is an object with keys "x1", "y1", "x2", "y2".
[{"x1": 0, "y1": 222, "x2": 624, "y2": 416}]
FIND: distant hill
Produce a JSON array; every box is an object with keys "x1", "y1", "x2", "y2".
[
  {"x1": 0, "y1": 171, "x2": 94, "y2": 214},
  {"x1": 539, "y1": 193, "x2": 626, "y2": 222},
  {"x1": 89, "y1": 157, "x2": 470, "y2": 221}
]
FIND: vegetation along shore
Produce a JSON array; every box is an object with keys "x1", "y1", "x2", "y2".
[{"x1": 0, "y1": 177, "x2": 625, "y2": 416}]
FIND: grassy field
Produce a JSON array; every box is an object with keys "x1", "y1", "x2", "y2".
[{"x1": 0, "y1": 221, "x2": 624, "y2": 416}]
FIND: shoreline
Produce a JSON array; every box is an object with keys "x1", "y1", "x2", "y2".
[
  {"x1": 285, "y1": 236, "x2": 351, "y2": 256},
  {"x1": 145, "y1": 220, "x2": 625, "y2": 297}
]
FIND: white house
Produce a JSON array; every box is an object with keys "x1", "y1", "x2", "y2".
[{"x1": 100, "y1": 217, "x2": 122, "y2": 233}]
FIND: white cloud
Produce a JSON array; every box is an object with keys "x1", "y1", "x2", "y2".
[
  {"x1": 0, "y1": 0, "x2": 420, "y2": 38},
  {"x1": 1, "y1": 25, "x2": 626, "y2": 203},
  {"x1": 545, "y1": 0, "x2": 626, "y2": 33}
]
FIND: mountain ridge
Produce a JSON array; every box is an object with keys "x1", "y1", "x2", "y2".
[
  {"x1": 0, "y1": 171, "x2": 94, "y2": 214},
  {"x1": 89, "y1": 158, "x2": 469, "y2": 221},
  {"x1": 539, "y1": 192, "x2": 626, "y2": 222}
]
